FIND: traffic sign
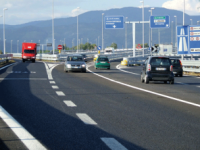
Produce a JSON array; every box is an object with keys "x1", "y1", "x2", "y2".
[
  {"x1": 57, "y1": 45, "x2": 63, "y2": 50},
  {"x1": 105, "y1": 16, "x2": 124, "y2": 29},
  {"x1": 97, "y1": 46, "x2": 101, "y2": 50},
  {"x1": 177, "y1": 25, "x2": 200, "y2": 54},
  {"x1": 136, "y1": 44, "x2": 142, "y2": 49},
  {"x1": 150, "y1": 16, "x2": 170, "y2": 29}
]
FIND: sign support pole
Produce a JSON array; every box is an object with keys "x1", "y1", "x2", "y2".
[{"x1": 126, "y1": 21, "x2": 150, "y2": 57}]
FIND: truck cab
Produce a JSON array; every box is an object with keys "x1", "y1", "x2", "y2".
[{"x1": 22, "y1": 43, "x2": 37, "y2": 63}]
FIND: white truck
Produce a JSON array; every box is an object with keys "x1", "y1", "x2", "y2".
[{"x1": 104, "y1": 47, "x2": 114, "y2": 54}]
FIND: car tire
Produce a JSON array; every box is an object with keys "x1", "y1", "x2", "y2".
[
  {"x1": 170, "y1": 80, "x2": 174, "y2": 84},
  {"x1": 164, "y1": 81, "x2": 167, "y2": 84},
  {"x1": 145, "y1": 76, "x2": 149, "y2": 84},
  {"x1": 107, "y1": 67, "x2": 110, "y2": 70},
  {"x1": 22, "y1": 59, "x2": 25, "y2": 63},
  {"x1": 32, "y1": 59, "x2": 35, "y2": 63},
  {"x1": 180, "y1": 74, "x2": 183, "y2": 77},
  {"x1": 141, "y1": 75, "x2": 144, "y2": 83},
  {"x1": 175, "y1": 74, "x2": 178, "y2": 77}
]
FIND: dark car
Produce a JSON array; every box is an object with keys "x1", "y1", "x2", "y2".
[
  {"x1": 141, "y1": 56, "x2": 174, "y2": 84},
  {"x1": 64, "y1": 55, "x2": 86, "y2": 73},
  {"x1": 81, "y1": 54, "x2": 87, "y2": 62},
  {"x1": 170, "y1": 59, "x2": 183, "y2": 77}
]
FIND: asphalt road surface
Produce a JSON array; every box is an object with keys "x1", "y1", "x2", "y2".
[{"x1": 0, "y1": 60, "x2": 200, "y2": 150}]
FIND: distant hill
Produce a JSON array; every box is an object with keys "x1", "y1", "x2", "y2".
[{"x1": 0, "y1": 7, "x2": 199, "y2": 53}]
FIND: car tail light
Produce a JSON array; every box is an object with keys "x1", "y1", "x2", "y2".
[
  {"x1": 179, "y1": 60, "x2": 182, "y2": 68},
  {"x1": 97, "y1": 61, "x2": 99, "y2": 63},
  {"x1": 170, "y1": 65, "x2": 173, "y2": 71},
  {"x1": 108, "y1": 62, "x2": 110, "y2": 63},
  {"x1": 147, "y1": 64, "x2": 151, "y2": 71}
]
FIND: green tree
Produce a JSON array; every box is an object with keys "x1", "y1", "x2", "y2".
[
  {"x1": 110, "y1": 43, "x2": 117, "y2": 49},
  {"x1": 0, "y1": 50, "x2": 2, "y2": 54}
]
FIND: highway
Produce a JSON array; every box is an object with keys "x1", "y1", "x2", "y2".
[{"x1": 0, "y1": 60, "x2": 200, "y2": 150}]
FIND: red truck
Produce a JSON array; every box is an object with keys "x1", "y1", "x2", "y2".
[{"x1": 22, "y1": 43, "x2": 37, "y2": 63}]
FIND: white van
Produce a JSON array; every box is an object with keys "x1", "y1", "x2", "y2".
[{"x1": 104, "y1": 47, "x2": 114, "y2": 54}]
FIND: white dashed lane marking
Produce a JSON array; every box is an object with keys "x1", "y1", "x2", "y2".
[
  {"x1": 64, "y1": 101, "x2": 77, "y2": 107},
  {"x1": 56, "y1": 91, "x2": 65, "y2": 96},
  {"x1": 7, "y1": 71, "x2": 36, "y2": 74},
  {"x1": 76, "y1": 113, "x2": 97, "y2": 125},
  {"x1": 50, "y1": 81, "x2": 55, "y2": 84},
  {"x1": 116, "y1": 65, "x2": 139, "y2": 75},
  {"x1": 101, "y1": 138, "x2": 128, "y2": 150},
  {"x1": 52, "y1": 86, "x2": 59, "y2": 89}
]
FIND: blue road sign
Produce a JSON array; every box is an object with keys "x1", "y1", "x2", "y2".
[
  {"x1": 148, "y1": 47, "x2": 151, "y2": 51},
  {"x1": 177, "y1": 25, "x2": 200, "y2": 54},
  {"x1": 97, "y1": 46, "x2": 101, "y2": 50},
  {"x1": 105, "y1": 16, "x2": 124, "y2": 29},
  {"x1": 150, "y1": 16, "x2": 170, "y2": 29}
]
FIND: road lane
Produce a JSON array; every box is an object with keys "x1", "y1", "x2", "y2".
[
  {"x1": 1, "y1": 60, "x2": 200, "y2": 149},
  {"x1": 52, "y1": 63, "x2": 200, "y2": 149}
]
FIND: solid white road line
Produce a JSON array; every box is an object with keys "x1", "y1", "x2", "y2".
[
  {"x1": 197, "y1": 86, "x2": 200, "y2": 88},
  {"x1": 101, "y1": 138, "x2": 128, "y2": 150},
  {"x1": 0, "y1": 78, "x2": 47, "y2": 80},
  {"x1": 87, "y1": 66, "x2": 200, "y2": 108},
  {"x1": 0, "y1": 106, "x2": 46, "y2": 150},
  {"x1": 63, "y1": 101, "x2": 77, "y2": 107},
  {"x1": 52, "y1": 86, "x2": 59, "y2": 89},
  {"x1": 50, "y1": 81, "x2": 56, "y2": 84},
  {"x1": 76, "y1": 113, "x2": 97, "y2": 125},
  {"x1": 0, "y1": 63, "x2": 17, "y2": 71},
  {"x1": 116, "y1": 65, "x2": 139, "y2": 75},
  {"x1": 56, "y1": 91, "x2": 65, "y2": 96}
]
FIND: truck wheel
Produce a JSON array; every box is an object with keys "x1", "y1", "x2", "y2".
[
  {"x1": 32, "y1": 59, "x2": 35, "y2": 63},
  {"x1": 22, "y1": 59, "x2": 25, "y2": 63}
]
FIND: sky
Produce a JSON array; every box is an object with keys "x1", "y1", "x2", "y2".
[{"x1": 0, "y1": 0, "x2": 200, "y2": 25}]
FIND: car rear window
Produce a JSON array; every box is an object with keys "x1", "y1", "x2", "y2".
[
  {"x1": 150, "y1": 58, "x2": 170, "y2": 66},
  {"x1": 67, "y1": 56, "x2": 83, "y2": 61},
  {"x1": 24, "y1": 50, "x2": 35, "y2": 53},
  {"x1": 98, "y1": 58, "x2": 109, "y2": 61},
  {"x1": 170, "y1": 59, "x2": 180, "y2": 65}
]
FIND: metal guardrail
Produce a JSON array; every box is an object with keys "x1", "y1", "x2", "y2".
[
  {"x1": 181, "y1": 60, "x2": 200, "y2": 73},
  {"x1": 0, "y1": 54, "x2": 13, "y2": 63}
]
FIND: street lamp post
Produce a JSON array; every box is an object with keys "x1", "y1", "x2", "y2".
[
  {"x1": 17, "y1": 40, "x2": 19, "y2": 53},
  {"x1": 198, "y1": 21, "x2": 199, "y2": 25},
  {"x1": 77, "y1": 7, "x2": 80, "y2": 53},
  {"x1": 102, "y1": 13, "x2": 104, "y2": 51},
  {"x1": 98, "y1": 36, "x2": 99, "y2": 47},
  {"x1": 190, "y1": 19, "x2": 192, "y2": 25},
  {"x1": 11, "y1": 40, "x2": 12, "y2": 53},
  {"x1": 183, "y1": 0, "x2": 185, "y2": 25},
  {"x1": 140, "y1": 1, "x2": 144, "y2": 57},
  {"x1": 174, "y1": 16, "x2": 177, "y2": 47},
  {"x1": 171, "y1": 21, "x2": 173, "y2": 46},
  {"x1": 3, "y1": 8, "x2": 8, "y2": 54}
]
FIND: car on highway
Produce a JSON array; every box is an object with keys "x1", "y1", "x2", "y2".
[
  {"x1": 80, "y1": 54, "x2": 87, "y2": 62},
  {"x1": 64, "y1": 54, "x2": 86, "y2": 73},
  {"x1": 94, "y1": 56, "x2": 110, "y2": 69},
  {"x1": 170, "y1": 58, "x2": 183, "y2": 77},
  {"x1": 141, "y1": 56, "x2": 174, "y2": 84}
]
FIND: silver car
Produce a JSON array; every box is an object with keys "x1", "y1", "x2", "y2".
[{"x1": 64, "y1": 55, "x2": 87, "y2": 73}]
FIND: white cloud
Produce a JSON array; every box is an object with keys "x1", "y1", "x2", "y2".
[{"x1": 162, "y1": 0, "x2": 200, "y2": 15}]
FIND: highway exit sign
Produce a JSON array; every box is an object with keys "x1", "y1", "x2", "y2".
[{"x1": 150, "y1": 16, "x2": 170, "y2": 29}]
